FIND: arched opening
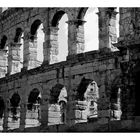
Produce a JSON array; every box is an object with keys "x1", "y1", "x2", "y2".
[
  {"x1": 14, "y1": 28, "x2": 24, "y2": 72},
  {"x1": 110, "y1": 87, "x2": 122, "y2": 120},
  {"x1": 14, "y1": 28, "x2": 22, "y2": 43},
  {"x1": 57, "y1": 14, "x2": 68, "y2": 62},
  {"x1": 37, "y1": 24, "x2": 44, "y2": 63},
  {"x1": 110, "y1": 77, "x2": 122, "y2": 120},
  {"x1": 76, "y1": 77, "x2": 99, "y2": 122},
  {"x1": 0, "y1": 35, "x2": 7, "y2": 50},
  {"x1": 26, "y1": 88, "x2": 41, "y2": 128},
  {"x1": 49, "y1": 84, "x2": 67, "y2": 125},
  {"x1": 0, "y1": 97, "x2": 5, "y2": 131},
  {"x1": 116, "y1": 7, "x2": 120, "y2": 39},
  {"x1": 51, "y1": 11, "x2": 68, "y2": 63},
  {"x1": 30, "y1": 20, "x2": 44, "y2": 66},
  {"x1": 84, "y1": 8, "x2": 99, "y2": 52},
  {"x1": 8, "y1": 93, "x2": 20, "y2": 130}
]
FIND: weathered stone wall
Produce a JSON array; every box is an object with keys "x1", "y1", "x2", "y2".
[
  {"x1": 0, "y1": 49, "x2": 122, "y2": 131},
  {"x1": 0, "y1": 7, "x2": 140, "y2": 132}
]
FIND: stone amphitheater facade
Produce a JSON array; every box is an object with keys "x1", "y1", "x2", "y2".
[{"x1": 0, "y1": 7, "x2": 140, "y2": 132}]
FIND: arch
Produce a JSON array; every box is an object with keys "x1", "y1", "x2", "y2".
[
  {"x1": 30, "y1": 19, "x2": 44, "y2": 64},
  {"x1": 77, "y1": 77, "x2": 93, "y2": 101},
  {"x1": 76, "y1": 77, "x2": 99, "y2": 120},
  {"x1": 10, "y1": 92, "x2": 21, "y2": 118},
  {"x1": 27, "y1": 88, "x2": 41, "y2": 110},
  {"x1": 49, "y1": 83, "x2": 67, "y2": 124},
  {"x1": 10, "y1": 93, "x2": 20, "y2": 107},
  {"x1": 0, "y1": 35, "x2": 7, "y2": 49},
  {"x1": 84, "y1": 7, "x2": 99, "y2": 52},
  {"x1": 77, "y1": 8, "x2": 88, "y2": 19},
  {"x1": 50, "y1": 83, "x2": 67, "y2": 104},
  {"x1": 110, "y1": 76, "x2": 122, "y2": 120},
  {"x1": 14, "y1": 28, "x2": 23, "y2": 43},
  {"x1": 0, "y1": 96, "x2": 5, "y2": 119},
  {"x1": 57, "y1": 13, "x2": 68, "y2": 62},
  {"x1": 51, "y1": 10, "x2": 66, "y2": 27},
  {"x1": 26, "y1": 88, "x2": 41, "y2": 127},
  {"x1": 30, "y1": 19, "x2": 42, "y2": 40}
]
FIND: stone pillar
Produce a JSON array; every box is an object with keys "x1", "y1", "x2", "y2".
[
  {"x1": 40, "y1": 94, "x2": 49, "y2": 128},
  {"x1": 66, "y1": 19, "x2": 86, "y2": 58},
  {"x1": 42, "y1": 26, "x2": 59, "y2": 64},
  {"x1": 3, "y1": 99, "x2": 9, "y2": 131},
  {"x1": 98, "y1": 8, "x2": 118, "y2": 51},
  {"x1": 23, "y1": 30, "x2": 38, "y2": 70},
  {"x1": 119, "y1": 8, "x2": 136, "y2": 45},
  {"x1": 0, "y1": 49, "x2": 8, "y2": 78},
  {"x1": 19, "y1": 102, "x2": 27, "y2": 131},
  {"x1": 7, "y1": 42, "x2": 21, "y2": 75}
]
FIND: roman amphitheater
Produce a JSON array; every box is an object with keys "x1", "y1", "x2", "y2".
[{"x1": 0, "y1": 7, "x2": 140, "y2": 132}]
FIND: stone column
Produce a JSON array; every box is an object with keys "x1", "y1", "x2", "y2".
[
  {"x1": 0, "y1": 49, "x2": 8, "y2": 78},
  {"x1": 98, "y1": 8, "x2": 118, "y2": 51},
  {"x1": 7, "y1": 42, "x2": 21, "y2": 75},
  {"x1": 42, "y1": 26, "x2": 59, "y2": 65},
  {"x1": 66, "y1": 19, "x2": 86, "y2": 58},
  {"x1": 119, "y1": 8, "x2": 137, "y2": 45},
  {"x1": 3, "y1": 99, "x2": 9, "y2": 131},
  {"x1": 19, "y1": 102, "x2": 27, "y2": 131},
  {"x1": 23, "y1": 31, "x2": 38, "y2": 70},
  {"x1": 40, "y1": 94, "x2": 49, "y2": 128}
]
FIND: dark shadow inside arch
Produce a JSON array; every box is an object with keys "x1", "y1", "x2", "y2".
[
  {"x1": 28, "y1": 88, "x2": 41, "y2": 110},
  {"x1": 30, "y1": 20, "x2": 42, "y2": 40},
  {"x1": 110, "y1": 77, "x2": 122, "y2": 120},
  {"x1": 51, "y1": 11, "x2": 65, "y2": 27},
  {"x1": 77, "y1": 7, "x2": 88, "y2": 19},
  {"x1": 0, "y1": 35, "x2": 7, "y2": 49},
  {"x1": 49, "y1": 83, "x2": 67, "y2": 124},
  {"x1": 10, "y1": 93, "x2": 20, "y2": 120},
  {"x1": 50, "y1": 83, "x2": 64, "y2": 104},
  {"x1": 0, "y1": 97, "x2": 5, "y2": 119},
  {"x1": 76, "y1": 77, "x2": 93, "y2": 101},
  {"x1": 14, "y1": 28, "x2": 23, "y2": 43}
]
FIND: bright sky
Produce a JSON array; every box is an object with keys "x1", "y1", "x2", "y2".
[{"x1": 84, "y1": 7, "x2": 99, "y2": 51}]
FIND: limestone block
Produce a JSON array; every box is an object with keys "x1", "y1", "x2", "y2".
[
  {"x1": 75, "y1": 119, "x2": 87, "y2": 123},
  {"x1": 81, "y1": 110, "x2": 87, "y2": 120},
  {"x1": 48, "y1": 104, "x2": 60, "y2": 112},
  {"x1": 112, "y1": 110, "x2": 122, "y2": 119},
  {"x1": 48, "y1": 111, "x2": 61, "y2": 118},
  {"x1": 76, "y1": 101, "x2": 87, "y2": 106},
  {"x1": 48, "y1": 117, "x2": 60, "y2": 124},
  {"x1": 75, "y1": 110, "x2": 81, "y2": 119},
  {"x1": 75, "y1": 104, "x2": 87, "y2": 110}
]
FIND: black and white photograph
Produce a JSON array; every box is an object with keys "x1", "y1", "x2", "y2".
[{"x1": 0, "y1": 1, "x2": 140, "y2": 138}]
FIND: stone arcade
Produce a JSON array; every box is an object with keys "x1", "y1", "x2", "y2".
[{"x1": 0, "y1": 7, "x2": 140, "y2": 132}]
